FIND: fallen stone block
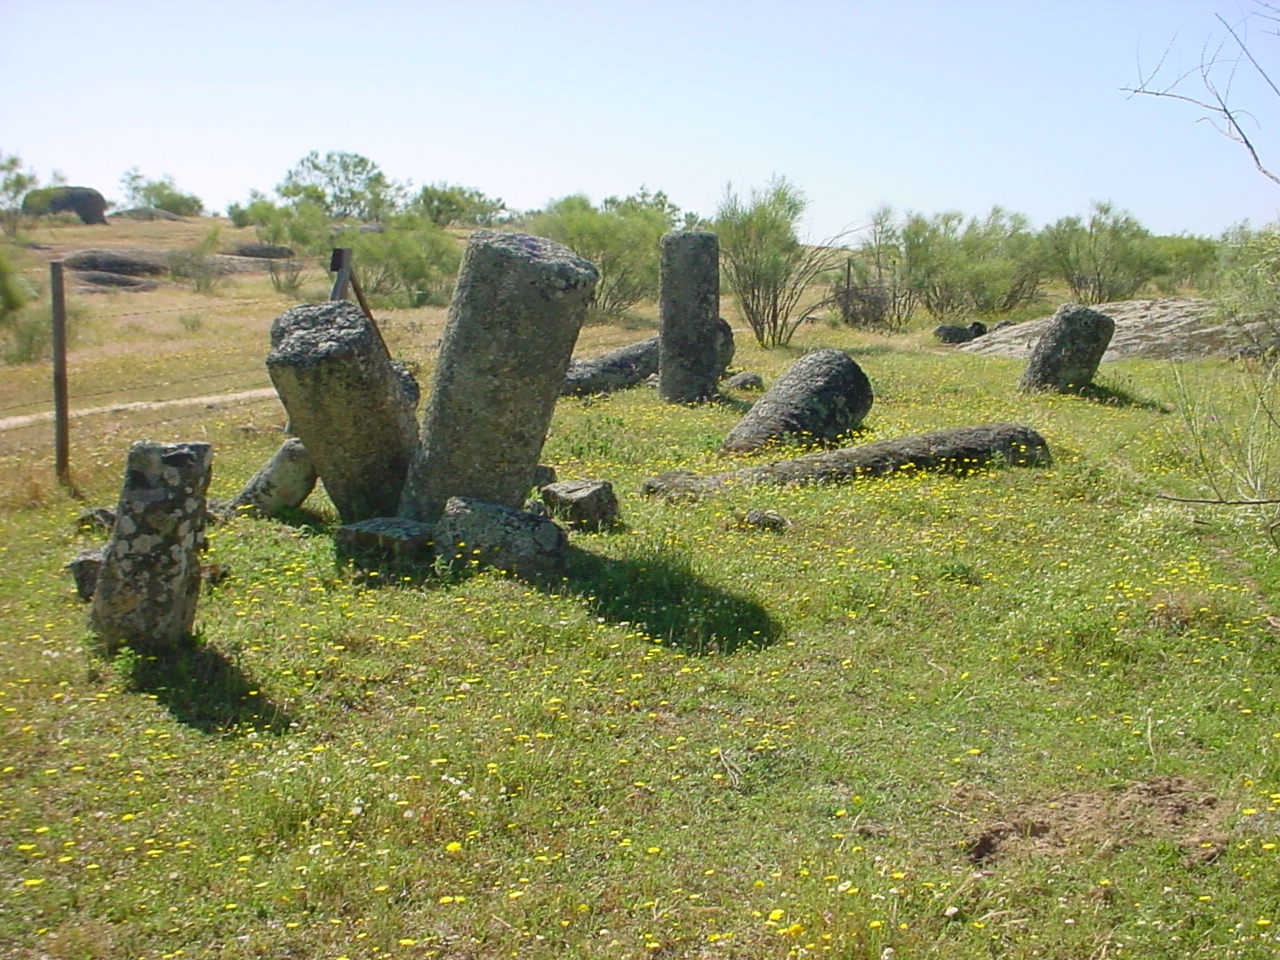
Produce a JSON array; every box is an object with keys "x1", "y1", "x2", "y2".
[
  {"x1": 67, "y1": 548, "x2": 105, "y2": 601},
  {"x1": 562, "y1": 337, "x2": 658, "y2": 396},
  {"x1": 335, "y1": 517, "x2": 434, "y2": 566},
  {"x1": 434, "y1": 497, "x2": 569, "y2": 582},
  {"x1": 541, "y1": 479, "x2": 621, "y2": 531},
  {"x1": 721, "y1": 348, "x2": 873, "y2": 453},
  {"x1": 642, "y1": 422, "x2": 1051, "y2": 498},
  {"x1": 223, "y1": 438, "x2": 317, "y2": 519}
]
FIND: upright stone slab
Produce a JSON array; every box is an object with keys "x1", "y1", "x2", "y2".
[
  {"x1": 399, "y1": 231, "x2": 598, "y2": 523},
  {"x1": 659, "y1": 231, "x2": 721, "y2": 403},
  {"x1": 223, "y1": 438, "x2": 317, "y2": 519},
  {"x1": 267, "y1": 300, "x2": 418, "y2": 523},
  {"x1": 722, "y1": 348, "x2": 873, "y2": 453},
  {"x1": 89, "y1": 441, "x2": 212, "y2": 652},
  {"x1": 1018, "y1": 303, "x2": 1115, "y2": 393}
]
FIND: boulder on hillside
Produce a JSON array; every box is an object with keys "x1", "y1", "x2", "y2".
[
  {"x1": 63, "y1": 248, "x2": 169, "y2": 276},
  {"x1": 235, "y1": 243, "x2": 295, "y2": 259},
  {"x1": 111, "y1": 207, "x2": 188, "y2": 222},
  {"x1": 22, "y1": 186, "x2": 108, "y2": 225}
]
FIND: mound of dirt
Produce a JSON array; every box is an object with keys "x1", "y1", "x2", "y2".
[
  {"x1": 964, "y1": 776, "x2": 1226, "y2": 866},
  {"x1": 959, "y1": 298, "x2": 1277, "y2": 361}
]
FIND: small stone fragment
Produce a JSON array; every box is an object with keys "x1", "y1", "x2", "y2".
[
  {"x1": 334, "y1": 517, "x2": 434, "y2": 566},
  {"x1": 541, "y1": 479, "x2": 621, "y2": 531},
  {"x1": 67, "y1": 548, "x2": 104, "y2": 601},
  {"x1": 724, "y1": 371, "x2": 765, "y2": 391}
]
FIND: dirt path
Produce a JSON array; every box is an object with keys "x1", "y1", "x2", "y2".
[{"x1": 0, "y1": 387, "x2": 279, "y2": 432}]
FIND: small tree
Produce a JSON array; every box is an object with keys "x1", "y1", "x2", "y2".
[
  {"x1": 1040, "y1": 201, "x2": 1166, "y2": 303},
  {"x1": 0, "y1": 153, "x2": 38, "y2": 236},
  {"x1": 411, "y1": 183, "x2": 507, "y2": 227},
  {"x1": 715, "y1": 178, "x2": 839, "y2": 347},
  {"x1": 527, "y1": 188, "x2": 688, "y2": 317},
  {"x1": 119, "y1": 168, "x2": 203, "y2": 216},
  {"x1": 278, "y1": 151, "x2": 404, "y2": 221},
  {"x1": 333, "y1": 214, "x2": 461, "y2": 308}
]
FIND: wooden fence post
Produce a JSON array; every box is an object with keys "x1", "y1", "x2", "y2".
[{"x1": 50, "y1": 261, "x2": 79, "y2": 497}]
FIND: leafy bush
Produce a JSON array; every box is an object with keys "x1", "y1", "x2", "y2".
[
  {"x1": 333, "y1": 214, "x2": 461, "y2": 307},
  {"x1": 1041, "y1": 201, "x2": 1166, "y2": 303},
  {"x1": 168, "y1": 227, "x2": 224, "y2": 293},
  {"x1": 527, "y1": 188, "x2": 690, "y2": 317},
  {"x1": 278, "y1": 151, "x2": 404, "y2": 221},
  {"x1": 119, "y1": 168, "x2": 203, "y2": 216},
  {"x1": 411, "y1": 183, "x2": 507, "y2": 226},
  {"x1": 1212, "y1": 224, "x2": 1280, "y2": 322},
  {"x1": 715, "y1": 177, "x2": 839, "y2": 347},
  {"x1": 0, "y1": 153, "x2": 38, "y2": 236}
]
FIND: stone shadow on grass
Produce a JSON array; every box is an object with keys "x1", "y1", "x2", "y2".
[
  {"x1": 561, "y1": 545, "x2": 781, "y2": 655},
  {"x1": 119, "y1": 637, "x2": 294, "y2": 735},
  {"x1": 1079, "y1": 382, "x2": 1169, "y2": 411}
]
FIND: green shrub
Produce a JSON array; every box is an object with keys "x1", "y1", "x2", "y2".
[
  {"x1": 527, "y1": 188, "x2": 690, "y2": 318},
  {"x1": 1213, "y1": 223, "x2": 1280, "y2": 322},
  {"x1": 1041, "y1": 201, "x2": 1167, "y2": 303},
  {"x1": 119, "y1": 168, "x2": 203, "y2": 216},
  {"x1": 168, "y1": 227, "x2": 224, "y2": 293},
  {"x1": 334, "y1": 215, "x2": 461, "y2": 307},
  {"x1": 715, "y1": 177, "x2": 838, "y2": 347},
  {"x1": 411, "y1": 183, "x2": 507, "y2": 226}
]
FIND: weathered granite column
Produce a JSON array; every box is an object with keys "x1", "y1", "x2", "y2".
[
  {"x1": 266, "y1": 300, "x2": 418, "y2": 523},
  {"x1": 398, "y1": 231, "x2": 598, "y2": 524},
  {"x1": 89, "y1": 440, "x2": 212, "y2": 652},
  {"x1": 659, "y1": 231, "x2": 722, "y2": 403},
  {"x1": 1018, "y1": 303, "x2": 1115, "y2": 393}
]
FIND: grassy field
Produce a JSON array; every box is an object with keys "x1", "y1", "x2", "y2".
[{"x1": 1, "y1": 218, "x2": 1279, "y2": 959}]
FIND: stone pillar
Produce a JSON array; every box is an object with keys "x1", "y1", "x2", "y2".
[
  {"x1": 223, "y1": 438, "x2": 317, "y2": 519},
  {"x1": 1018, "y1": 303, "x2": 1115, "y2": 393},
  {"x1": 658, "y1": 231, "x2": 721, "y2": 403},
  {"x1": 399, "y1": 231, "x2": 598, "y2": 524},
  {"x1": 266, "y1": 300, "x2": 418, "y2": 523},
  {"x1": 89, "y1": 441, "x2": 212, "y2": 652},
  {"x1": 721, "y1": 348, "x2": 873, "y2": 453}
]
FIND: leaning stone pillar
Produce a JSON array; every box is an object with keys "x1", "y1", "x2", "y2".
[
  {"x1": 1018, "y1": 303, "x2": 1115, "y2": 393},
  {"x1": 266, "y1": 301, "x2": 418, "y2": 523},
  {"x1": 658, "y1": 231, "x2": 722, "y2": 403},
  {"x1": 223, "y1": 438, "x2": 317, "y2": 519},
  {"x1": 398, "y1": 231, "x2": 598, "y2": 524},
  {"x1": 89, "y1": 440, "x2": 212, "y2": 653}
]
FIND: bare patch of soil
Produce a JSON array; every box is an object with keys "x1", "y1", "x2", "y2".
[{"x1": 964, "y1": 776, "x2": 1227, "y2": 866}]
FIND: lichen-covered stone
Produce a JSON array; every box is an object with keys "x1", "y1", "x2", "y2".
[
  {"x1": 721, "y1": 348, "x2": 873, "y2": 453},
  {"x1": 1019, "y1": 303, "x2": 1115, "y2": 393},
  {"x1": 23, "y1": 186, "x2": 108, "y2": 225},
  {"x1": 540, "y1": 479, "x2": 621, "y2": 531},
  {"x1": 724, "y1": 371, "x2": 765, "y2": 391},
  {"x1": 399, "y1": 232, "x2": 597, "y2": 524},
  {"x1": 267, "y1": 300, "x2": 418, "y2": 523},
  {"x1": 659, "y1": 232, "x2": 723, "y2": 403},
  {"x1": 643, "y1": 423, "x2": 1051, "y2": 498},
  {"x1": 67, "y1": 548, "x2": 105, "y2": 601},
  {"x1": 562, "y1": 337, "x2": 658, "y2": 396},
  {"x1": 89, "y1": 441, "x2": 212, "y2": 651},
  {"x1": 434, "y1": 497, "x2": 569, "y2": 582},
  {"x1": 223, "y1": 438, "x2": 317, "y2": 519},
  {"x1": 334, "y1": 517, "x2": 434, "y2": 566}
]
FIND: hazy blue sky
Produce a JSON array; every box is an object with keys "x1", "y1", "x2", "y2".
[{"x1": 5, "y1": 0, "x2": 1278, "y2": 238}]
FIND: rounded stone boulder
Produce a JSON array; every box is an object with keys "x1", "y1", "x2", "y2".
[
  {"x1": 721, "y1": 348, "x2": 873, "y2": 453},
  {"x1": 1018, "y1": 303, "x2": 1115, "y2": 393}
]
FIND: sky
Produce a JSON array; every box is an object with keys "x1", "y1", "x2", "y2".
[{"x1": 5, "y1": 0, "x2": 1279, "y2": 239}]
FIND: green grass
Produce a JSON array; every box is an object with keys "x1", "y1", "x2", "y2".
[{"x1": 2, "y1": 221, "x2": 1280, "y2": 959}]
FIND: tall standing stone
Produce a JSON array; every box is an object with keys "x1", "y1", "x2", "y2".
[
  {"x1": 266, "y1": 300, "x2": 418, "y2": 523},
  {"x1": 659, "y1": 231, "x2": 722, "y2": 403},
  {"x1": 1018, "y1": 303, "x2": 1116, "y2": 393},
  {"x1": 398, "y1": 231, "x2": 598, "y2": 524},
  {"x1": 89, "y1": 441, "x2": 212, "y2": 652}
]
